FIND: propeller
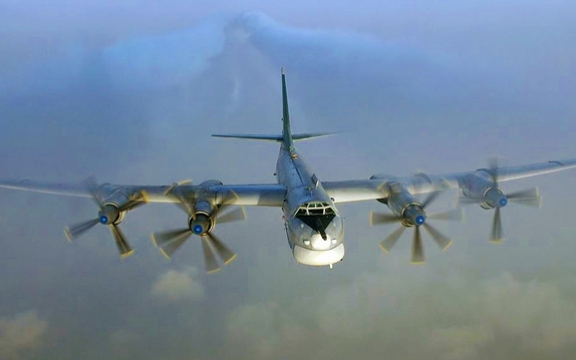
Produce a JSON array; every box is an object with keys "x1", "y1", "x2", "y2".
[
  {"x1": 152, "y1": 186, "x2": 245, "y2": 273},
  {"x1": 164, "y1": 179, "x2": 194, "y2": 214},
  {"x1": 458, "y1": 158, "x2": 541, "y2": 243},
  {"x1": 370, "y1": 190, "x2": 462, "y2": 264},
  {"x1": 64, "y1": 177, "x2": 148, "y2": 258}
]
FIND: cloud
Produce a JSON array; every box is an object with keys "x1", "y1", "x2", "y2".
[
  {"x1": 429, "y1": 273, "x2": 576, "y2": 359},
  {"x1": 0, "y1": 10, "x2": 431, "y2": 98},
  {"x1": 0, "y1": 310, "x2": 48, "y2": 359},
  {"x1": 150, "y1": 267, "x2": 204, "y2": 303},
  {"x1": 224, "y1": 272, "x2": 576, "y2": 360}
]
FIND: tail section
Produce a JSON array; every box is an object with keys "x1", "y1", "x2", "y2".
[
  {"x1": 281, "y1": 67, "x2": 294, "y2": 151},
  {"x1": 212, "y1": 68, "x2": 334, "y2": 144}
]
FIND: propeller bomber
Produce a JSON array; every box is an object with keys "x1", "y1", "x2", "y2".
[{"x1": 1, "y1": 69, "x2": 576, "y2": 272}]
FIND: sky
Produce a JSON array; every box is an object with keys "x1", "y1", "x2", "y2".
[{"x1": 1, "y1": 1, "x2": 576, "y2": 359}]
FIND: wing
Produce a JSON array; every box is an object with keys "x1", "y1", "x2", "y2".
[
  {"x1": 0, "y1": 179, "x2": 286, "y2": 207},
  {"x1": 323, "y1": 158, "x2": 576, "y2": 203}
]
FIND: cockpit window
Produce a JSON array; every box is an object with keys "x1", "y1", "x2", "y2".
[
  {"x1": 294, "y1": 202, "x2": 335, "y2": 216},
  {"x1": 294, "y1": 202, "x2": 336, "y2": 239}
]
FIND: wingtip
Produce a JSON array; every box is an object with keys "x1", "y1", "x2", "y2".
[{"x1": 281, "y1": 66, "x2": 285, "y2": 75}]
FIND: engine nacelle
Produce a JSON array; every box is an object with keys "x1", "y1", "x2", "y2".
[
  {"x1": 459, "y1": 172, "x2": 507, "y2": 209},
  {"x1": 186, "y1": 199, "x2": 217, "y2": 235},
  {"x1": 384, "y1": 182, "x2": 426, "y2": 227},
  {"x1": 98, "y1": 204, "x2": 125, "y2": 225},
  {"x1": 188, "y1": 213, "x2": 214, "y2": 235},
  {"x1": 97, "y1": 189, "x2": 143, "y2": 225},
  {"x1": 460, "y1": 173, "x2": 491, "y2": 199}
]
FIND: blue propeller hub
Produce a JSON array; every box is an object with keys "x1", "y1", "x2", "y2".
[
  {"x1": 193, "y1": 225, "x2": 204, "y2": 235},
  {"x1": 499, "y1": 197, "x2": 508, "y2": 207},
  {"x1": 415, "y1": 215, "x2": 426, "y2": 226},
  {"x1": 99, "y1": 215, "x2": 109, "y2": 224}
]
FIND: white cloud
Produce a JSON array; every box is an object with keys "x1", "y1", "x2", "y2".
[
  {"x1": 224, "y1": 272, "x2": 576, "y2": 360},
  {"x1": 0, "y1": 310, "x2": 48, "y2": 360},
  {"x1": 429, "y1": 273, "x2": 576, "y2": 359},
  {"x1": 150, "y1": 267, "x2": 204, "y2": 303}
]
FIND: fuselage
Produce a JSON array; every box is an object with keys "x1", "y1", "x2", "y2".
[{"x1": 276, "y1": 145, "x2": 345, "y2": 267}]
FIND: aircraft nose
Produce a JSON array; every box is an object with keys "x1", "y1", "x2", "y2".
[{"x1": 310, "y1": 233, "x2": 332, "y2": 250}]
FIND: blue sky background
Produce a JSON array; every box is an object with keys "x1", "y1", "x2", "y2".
[{"x1": 1, "y1": 1, "x2": 576, "y2": 359}]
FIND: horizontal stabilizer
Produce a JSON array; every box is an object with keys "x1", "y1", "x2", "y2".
[{"x1": 212, "y1": 133, "x2": 334, "y2": 142}]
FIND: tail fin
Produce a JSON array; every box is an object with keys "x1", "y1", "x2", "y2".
[
  {"x1": 212, "y1": 68, "x2": 335, "y2": 144},
  {"x1": 281, "y1": 67, "x2": 294, "y2": 151}
]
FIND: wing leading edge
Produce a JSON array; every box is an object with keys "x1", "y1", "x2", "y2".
[
  {"x1": 1, "y1": 158, "x2": 574, "y2": 205},
  {"x1": 0, "y1": 179, "x2": 286, "y2": 207},
  {"x1": 323, "y1": 158, "x2": 576, "y2": 203}
]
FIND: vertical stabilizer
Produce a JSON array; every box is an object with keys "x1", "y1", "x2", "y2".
[{"x1": 281, "y1": 68, "x2": 294, "y2": 151}]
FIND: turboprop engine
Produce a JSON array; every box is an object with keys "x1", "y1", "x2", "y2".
[
  {"x1": 151, "y1": 180, "x2": 246, "y2": 274},
  {"x1": 369, "y1": 180, "x2": 461, "y2": 263},
  {"x1": 64, "y1": 178, "x2": 148, "y2": 258},
  {"x1": 458, "y1": 159, "x2": 541, "y2": 242}
]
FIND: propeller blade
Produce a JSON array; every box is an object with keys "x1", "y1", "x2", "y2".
[
  {"x1": 152, "y1": 228, "x2": 191, "y2": 248},
  {"x1": 487, "y1": 157, "x2": 500, "y2": 186},
  {"x1": 84, "y1": 177, "x2": 104, "y2": 208},
  {"x1": 428, "y1": 208, "x2": 463, "y2": 222},
  {"x1": 205, "y1": 233, "x2": 237, "y2": 265},
  {"x1": 152, "y1": 229, "x2": 192, "y2": 258},
  {"x1": 421, "y1": 190, "x2": 442, "y2": 209},
  {"x1": 163, "y1": 179, "x2": 193, "y2": 195},
  {"x1": 508, "y1": 196, "x2": 541, "y2": 207},
  {"x1": 490, "y1": 207, "x2": 504, "y2": 243},
  {"x1": 457, "y1": 194, "x2": 484, "y2": 206},
  {"x1": 422, "y1": 223, "x2": 453, "y2": 251},
  {"x1": 507, "y1": 187, "x2": 539, "y2": 199},
  {"x1": 200, "y1": 236, "x2": 221, "y2": 274},
  {"x1": 64, "y1": 218, "x2": 100, "y2": 241},
  {"x1": 118, "y1": 190, "x2": 150, "y2": 212},
  {"x1": 165, "y1": 181, "x2": 194, "y2": 215},
  {"x1": 109, "y1": 225, "x2": 134, "y2": 258},
  {"x1": 370, "y1": 212, "x2": 401, "y2": 226},
  {"x1": 159, "y1": 236, "x2": 191, "y2": 259},
  {"x1": 507, "y1": 187, "x2": 541, "y2": 207},
  {"x1": 411, "y1": 226, "x2": 425, "y2": 264},
  {"x1": 379, "y1": 226, "x2": 406, "y2": 253},
  {"x1": 216, "y1": 207, "x2": 246, "y2": 224}
]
